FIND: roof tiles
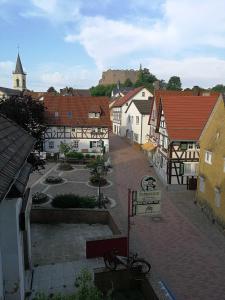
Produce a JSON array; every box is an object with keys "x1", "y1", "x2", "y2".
[{"x1": 161, "y1": 95, "x2": 218, "y2": 141}]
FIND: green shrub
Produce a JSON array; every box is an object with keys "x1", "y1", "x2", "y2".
[
  {"x1": 51, "y1": 194, "x2": 97, "y2": 208},
  {"x1": 85, "y1": 154, "x2": 90, "y2": 159},
  {"x1": 32, "y1": 192, "x2": 49, "y2": 204},
  {"x1": 90, "y1": 175, "x2": 107, "y2": 187},
  {"x1": 66, "y1": 151, "x2": 84, "y2": 159},
  {"x1": 58, "y1": 162, "x2": 73, "y2": 171}
]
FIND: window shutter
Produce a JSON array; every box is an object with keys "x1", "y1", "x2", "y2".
[
  {"x1": 101, "y1": 141, "x2": 104, "y2": 147},
  {"x1": 90, "y1": 141, "x2": 93, "y2": 148}
]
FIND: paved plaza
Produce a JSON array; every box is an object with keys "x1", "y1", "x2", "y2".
[
  {"x1": 109, "y1": 134, "x2": 225, "y2": 300},
  {"x1": 28, "y1": 136, "x2": 225, "y2": 300}
]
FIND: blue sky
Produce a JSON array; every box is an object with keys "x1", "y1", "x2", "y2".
[{"x1": 1, "y1": 0, "x2": 225, "y2": 91}]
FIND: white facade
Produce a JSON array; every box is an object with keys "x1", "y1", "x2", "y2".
[
  {"x1": 44, "y1": 126, "x2": 109, "y2": 154},
  {"x1": 0, "y1": 198, "x2": 26, "y2": 300},
  {"x1": 125, "y1": 102, "x2": 150, "y2": 144},
  {"x1": 112, "y1": 88, "x2": 153, "y2": 136}
]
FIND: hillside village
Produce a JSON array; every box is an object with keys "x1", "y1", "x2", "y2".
[{"x1": 0, "y1": 54, "x2": 225, "y2": 300}]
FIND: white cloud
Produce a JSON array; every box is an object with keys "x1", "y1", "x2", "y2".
[
  {"x1": 144, "y1": 57, "x2": 225, "y2": 88},
  {"x1": 29, "y1": 64, "x2": 99, "y2": 91},
  {"x1": 0, "y1": 61, "x2": 14, "y2": 88},
  {"x1": 65, "y1": 0, "x2": 225, "y2": 72}
]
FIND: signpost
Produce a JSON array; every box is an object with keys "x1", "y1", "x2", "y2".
[{"x1": 127, "y1": 175, "x2": 162, "y2": 255}]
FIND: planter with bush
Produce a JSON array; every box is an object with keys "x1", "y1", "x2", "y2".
[
  {"x1": 51, "y1": 193, "x2": 97, "y2": 208},
  {"x1": 32, "y1": 192, "x2": 49, "y2": 204},
  {"x1": 57, "y1": 162, "x2": 73, "y2": 171},
  {"x1": 45, "y1": 176, "x2": 63, "y2": 184},
  {"x1": 90, "y1": 175, "x2": 108, "y2": 187}
]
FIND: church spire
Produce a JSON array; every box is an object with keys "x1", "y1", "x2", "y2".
[
  {"x1": 14, "y1": 54, "x2": 26, "y2": 75},
  {"x1": 12, "y1": 52, "x2": 27, "y2": 91}
]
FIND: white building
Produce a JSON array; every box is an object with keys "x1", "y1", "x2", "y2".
[
  {"x1": 0, "y1": 114, "x2": 35, "y2": 300},
  {"x1": 125, "y1": 100, "x2": 152, "y2": 144},
  {"x1": 43, "y1": 95, "x2": 111, "y2": 155},
  {"x1": 112, "y1": 86, "x2": 153, "y2": 137}
]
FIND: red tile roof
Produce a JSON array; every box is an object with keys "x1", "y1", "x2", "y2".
[
  {"x1": 113, "y1": 86, "x2": 144, "y2": 107},
  {"x1": 44, "y1": 96, "x2": 111, "y2": 127},
  {"x1": 161, "y1": 95, "x2": 218, "y2": 141}
]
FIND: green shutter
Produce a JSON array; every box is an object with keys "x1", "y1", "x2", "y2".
[
  {"x1": 90, "y1": 141, "x2": 93, "y2": 148},
  {"x1": 179, "y1": 163, "x2": 184, "y2": 175}
]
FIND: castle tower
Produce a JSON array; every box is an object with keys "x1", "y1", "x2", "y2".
[{"x1": 12, "y1": 54, "x2": 26, "y2": 91}]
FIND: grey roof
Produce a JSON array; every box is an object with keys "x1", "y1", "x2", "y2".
[
  {"x1": 13, "y1": 54, "x2": 25, "y2": 75},
  {"x1": 0, "y1": 87, "x2": 21, "y2": 96},
  {"x1": 0, "y1": 114, "x2": 35, "y2": 201},
  {"x1": 132, "y1": 100, "x2": 152, "y2": 115}
]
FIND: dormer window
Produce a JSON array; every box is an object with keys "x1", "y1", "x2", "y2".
[
  {"x1": 67, "y1": 112, "x2": 72, "y2": 118},
  {"x1": 88, "y1": 112, "x2": 100, "y2": 118}
]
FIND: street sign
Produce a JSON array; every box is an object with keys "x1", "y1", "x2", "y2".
[
  {"x1": 141, "y1": 175, "x2": 157, "y2": 191},
  {"x1": 134, "y1": 190, "x2": 161, "y2": 216}
]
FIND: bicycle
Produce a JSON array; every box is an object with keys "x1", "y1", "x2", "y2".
[{"x1": 103, "y1": 249, "x2": 151, "y2": 274}]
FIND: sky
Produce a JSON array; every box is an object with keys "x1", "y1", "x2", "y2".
[{"x1": 1, "y1": 0, "x2": 225, "y2": 91}]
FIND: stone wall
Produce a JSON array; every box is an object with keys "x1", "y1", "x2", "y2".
[{"x1": 99, "y1": 69, "x2": 139, "y2": 85}]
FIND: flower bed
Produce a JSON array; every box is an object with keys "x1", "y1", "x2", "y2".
[
  {"x1": 90, "y1": 175, "x2": 108, "y2": 187},
  {"x1": 51, "y1": 193, "x2": 97, "y2": 208},
  {"x1": 45, "y1": 176, "x2": 63, "y2": 184}
]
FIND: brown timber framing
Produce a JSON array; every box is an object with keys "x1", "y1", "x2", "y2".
[
  {"x1": 167, "y1": 141, "x2": 199, "y2": 185},
  {"x1": 44, "y1": 126, "x2": 109, "y2": 140}
]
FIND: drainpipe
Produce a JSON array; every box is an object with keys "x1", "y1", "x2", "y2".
[{"x1": 140, "y1": 115, "x2": 143, "y2": 144}]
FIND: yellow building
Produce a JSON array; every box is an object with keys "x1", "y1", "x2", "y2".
[{"x1": 196, "y1": 95, "x2": 225, "y2": 226}]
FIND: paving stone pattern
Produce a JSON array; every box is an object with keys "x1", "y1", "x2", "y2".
[
  {"x1": 31, "y1": 223, "x2": 112, "y2": 266},
  {"x1": 109, "y1": 134, "x2": 225, "y2": 300}
]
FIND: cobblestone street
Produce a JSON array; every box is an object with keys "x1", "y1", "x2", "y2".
[{"x1": 109, "y1": 134, "x2": 225, "y2": 300}]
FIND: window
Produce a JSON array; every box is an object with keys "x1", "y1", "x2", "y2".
[
  {"x1": 180, "y1": 143, "x2": 187, "y2": 151},
  {"x1": 16, "y1": 78, "x2": 19, "y2": 87},
  {"x1": 88, "y1": 112, "x2": 100, "y2": 118},
  {"x1": 188, "y1": 144, "x2": 194, "y2": 150},
  {"x1": 49, "y1": 141, "x2": 54, "y2": 149},
  {"x1": 199, "y1": 176, "x2": 205, "y2": 193},
  {"x1": 73, "y1": 140, "x2": 79, "y2": 149},
  {"x1": 214, "y1": 187, "x2": 221, "y2": 208},
  {"x1": 142, "y1": 91, "x2": 145, "y2": 97},
  {"x1": 55, "y1": 112, "x2": 59, "y2": 117},
  {"x1": 136, "y1": 116, "x2": 139, "y2": 125},
  {"x1": 179, "y1": 163, "x2": 184, "y2": 175},
  {"x1": 67, "y1": 111, "x2": 72, "y2": 118},
  {"x1": 205, "y1": 150, "x2": 212, "y2": 164},
  {"x1": 90, "y1": 140, "x2": 104, "y2": 148},
  {"x1": 183, "y1": 162, "x2": 198, "y2": 175},
  {"x1": 72, "y1": 128, "x2": 76, "y2": 132}
]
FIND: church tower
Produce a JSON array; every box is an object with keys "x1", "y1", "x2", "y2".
[{"x1": 12, "y1": 54, "x2": 26, "y2": 91}]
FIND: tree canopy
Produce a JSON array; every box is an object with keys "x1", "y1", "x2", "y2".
[
  {"x1": 167, "y1": 76, "x2": 182, "y2": 91},
  {"x1": 0, "y1": 94, "x2": 46, "y2": 151},
  {"x1": 90, "y1": 84, "x2": 116, "y2": 97},
  {"x1": 47, "y1": 86, "x2": 58, "y2": 94},
  {"x1": 211, "y1": 84, "x2": 225, "y2": 93}
]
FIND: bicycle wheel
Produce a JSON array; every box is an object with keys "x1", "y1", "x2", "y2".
[
  {"x1": 103, "y1": 254, "x2": 117, "y2": 270},
  {"x1": 130, "y1": 259, "x2": 151, "y2": 274}
]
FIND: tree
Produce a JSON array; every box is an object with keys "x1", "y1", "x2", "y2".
[
  {"x1": 90, "y1": 84, "x2": 116, "y2": 97},
  {"x1": 123, "y1": 78, "x2": 133, "y2": 87},
  {"x1": 0, "y1": 95, "x2": 46, "y2": 151},
  {"x1": 134, "y1": 68, "x2": 157, "y2": 92},
  {"x1": 47, "y1": 86, "x2": 57, "y2": 94},
  {"x1": 167, "y1": 76, "x2": 182, "y2": 90},
  {"x1": 211, "y1": 84, "x2": 225, "y2": 93}
]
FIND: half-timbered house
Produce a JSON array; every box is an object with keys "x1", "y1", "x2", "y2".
[
  {"x1": 153, "y1": 95, "x2": 219, "y2": 189},
  {"x1": 43, "y1": 96, "x2": 111, "y2": 154}
]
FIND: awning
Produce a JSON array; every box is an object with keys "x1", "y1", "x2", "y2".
[{"x1": 141, "y1": 142, "x2": 157, "y2": 151}]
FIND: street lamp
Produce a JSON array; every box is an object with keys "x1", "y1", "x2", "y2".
[{"x1": 97, "y1": 164, "x2": 104, "y2": 208}]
